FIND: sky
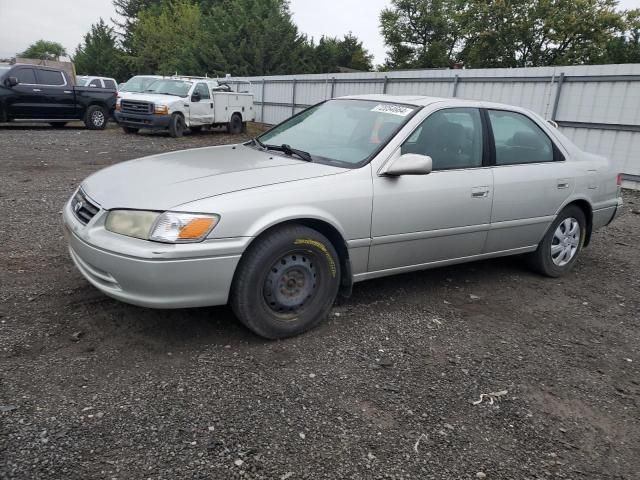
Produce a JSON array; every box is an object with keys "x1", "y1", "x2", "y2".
[{"x1": 1, "y1": 0, "x2": 640, "y2": 65}]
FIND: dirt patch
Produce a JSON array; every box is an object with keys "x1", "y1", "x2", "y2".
[{"x1": 1, "y1": 123, "x2": 639, "y2": 479}]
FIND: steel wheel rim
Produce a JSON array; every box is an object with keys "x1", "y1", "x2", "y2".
[
  {"x1": 551, "y1": 217, "x2": 580, "y2": 267},
  {"x1": 263, "y1": 251, "x2": 318, "y2": 317}
]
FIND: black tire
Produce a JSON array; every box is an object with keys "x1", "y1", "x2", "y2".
[
  {"x1": 230, "y1": 225, "x2": 341, "y2": 339},
  {"x1": 121, "y1": 126, "x2": 139, "y2": 134},
  {"x1": 49, "y1": 122, "x2": 67, "y2": 128},
  {"x1": 528, "y1": 205, "x2": 586, "y2": 278},
  {"x1": 168, "y1": 113, "x2": 185, "y2": 138},
  {"x1": 84, "y1": 105, "x2": 108, "y2": 130},
  {"x1": 190, "y1": 125, "x2": 203, "y2": 133},
  {"x1": 227, "y1": 113, "x2": 242, "y2": 134}
]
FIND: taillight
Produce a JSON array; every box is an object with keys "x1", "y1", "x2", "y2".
[{"x1": 616, "y1": 173, "x2": 623, "y2": 186}]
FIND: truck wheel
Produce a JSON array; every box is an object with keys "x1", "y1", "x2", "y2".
[
  {"x1": 169, "y1": 113, "x2": 185, "y2": 138},
  {"x1": 527, "y1": 205, "x2": 586, "y2": 278},
  {"x1": 230, "y1": 225, "x2": 341, "y2": 339},
  {"x1": 121, "y1": 126, "x2": 139, "y2": 134},
  {"x1": 84, "y1": 105, "x2": 108, "y2": 130},
  {"x1": 49, "y1": 122, "x2": 67, "y2": 128},
  {"x1": 227, "y1": 113, "x2": 243, "y2": 134}
]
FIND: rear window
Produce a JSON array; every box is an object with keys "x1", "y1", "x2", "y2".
[
  {"x1": 37, "y1": 69, "x2": 65, "y2": 86},
  {"x1": 104, "y1": 79, "x2": 116, "y2": 89}
]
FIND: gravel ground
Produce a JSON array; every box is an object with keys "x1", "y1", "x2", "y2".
[{"x1": 0, "y1": 123, "x2": 639, "y2": 480}]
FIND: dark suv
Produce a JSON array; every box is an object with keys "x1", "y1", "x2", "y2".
[{"x1": 0, "y1": 64, "x2": 117, "y2": 129}]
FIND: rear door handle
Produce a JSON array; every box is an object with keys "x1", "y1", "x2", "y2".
[
  {"x1": 32, "y1": 88, "x2": 42, "y2": 92},
  {"x1": 471, "y1": 186, "x2": 490, "y2": 198},
  {"x1": 64, "y1": 90, "x2": 72, "y2": 94}
]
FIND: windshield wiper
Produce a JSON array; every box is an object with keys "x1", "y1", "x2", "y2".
[{"x1": 256, "y1": 141, "x2": 313, "y2": 162}]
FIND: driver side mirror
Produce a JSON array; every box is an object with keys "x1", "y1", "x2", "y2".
[
  {"x1": 5, "y1": 77, "x2": 18, "y2": 87},
  {"x1": 383, "y1": 153, "x2": 433, "y2": 176},
  {"x1": 191, "y1": 92, "x2": 201, "y2": 102}
]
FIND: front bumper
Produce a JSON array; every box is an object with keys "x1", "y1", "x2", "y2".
[
  {"x1": 114, "y1": 111, "x2": 171, "y2": 130},
  {"x1": 63, "y1": 199, "x2": 244, "y2": 309}
]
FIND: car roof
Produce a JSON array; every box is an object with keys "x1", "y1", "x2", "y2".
[{"x1": 339, "y1": 94, "x2": 524, "y2": 112}]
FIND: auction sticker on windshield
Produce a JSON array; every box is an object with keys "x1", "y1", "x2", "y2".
[{"x1": 371, "y1": 104, "x2": 415, "y2": 116}]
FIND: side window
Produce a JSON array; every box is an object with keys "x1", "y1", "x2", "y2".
[
  {"x1": 36, "y1": 69, "x2": 65, "y2": 86},
  {"x1": 401, "y1": 108, "x2": 483, "y2": 170},
  {"x1": 89, "y1": 79, "x2": 101, "y2": 87},
  {"x1": 14, "y1": 68, "x2": 36, "y2": 84},
  {"x1": 103, "y1": 79, "x2": 116, "y2": 89},
  {"x1": 195, "y1": 83, "x2": 210, "y2": 100},
  {"x1": 488, "y1": 110, "x2": 554, "y2": 165}
]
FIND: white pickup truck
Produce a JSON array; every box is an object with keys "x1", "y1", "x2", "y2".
[{"x1": 114, "y1": 77, "x2": 255, "y2": 137}]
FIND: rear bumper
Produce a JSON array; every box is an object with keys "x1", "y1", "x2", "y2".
[{"x1": 114, "y1": 111, "x2": 171, "y2": 129}]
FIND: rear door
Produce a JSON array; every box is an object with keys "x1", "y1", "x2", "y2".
[
  {"x1": 369, "y1": 107, "x2": 494, "y2": 272},
  {"x1": 6, "y1": 67, "x2": 41, "y2": 118},
  {"x1": 34, "y1": 68, "x2": 76, "y2": 119},
  {"x1": 485, "y1": 109, "x2": 574, "y2": 252}
]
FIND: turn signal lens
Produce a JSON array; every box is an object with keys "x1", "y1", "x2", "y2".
[{"x1": 150, "y1": 212, "x2": 219, "y2": 243}]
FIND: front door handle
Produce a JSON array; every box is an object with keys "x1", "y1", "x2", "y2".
[
  {"x1": 557, "y1": 180, "x2": 570, "y2": 189},
  {"x1": 471, "y1": 186, "x2": 490, "y2": 198},
  {"x1": 32, "y1": 88, "x2": 42, "y2": 92}
]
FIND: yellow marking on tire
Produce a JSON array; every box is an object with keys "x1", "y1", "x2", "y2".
[{"x1": 294, "y1": 239, "x2": 337, "y2": 277}]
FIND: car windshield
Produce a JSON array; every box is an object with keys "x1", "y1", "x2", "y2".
[
  {"x1": 120, "y1": 76, "x2": 160, "y2": 93},
  {"x1": 0, "y1": 65, "x2": 12, "y2": 73},
  {"x1": 257, "y1": 99, "x2": 419, "y2": 167},
  {"x1": 77, "y1": 78, "x2": 89, "y2": 86},
  {"x1": 144, "y1": 79, "x2": 193, "y2": 97}
]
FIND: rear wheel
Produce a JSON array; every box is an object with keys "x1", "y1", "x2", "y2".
[
  {"x1": 528, "y1": 205, "x2": 586, "y2": 277},
  {"x1": 227, "y1": 113, "x2": 243, "y2": 134},
  {"x1": 49, "y1": 122, "x2": 67, "y2": 128},
  {"x1": 121, "y1": 126, "x2": 139, "y2": 134},
  {"x1": 84, "y1": 105, "x2": 108, "y2": 130},
  {"x1": 168, "y1": 113, "x2": 185, "y2": 138},
  {"x1": 231, "y1": 225, "x2": 341, "y2": 339}
]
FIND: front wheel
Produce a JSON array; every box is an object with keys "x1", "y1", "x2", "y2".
[
  {"x1": 84, "y1": 105, "x2": 108, "y2": 130},
  {"x1": 230, "y1": 225, "x2": 341, "y2": 339},
  {"x1": 528, "y1": 205, "x2": 586, "y2": 277},
  {"x1": 168, "y1": 113, "x2": 185, "y2": 138}
]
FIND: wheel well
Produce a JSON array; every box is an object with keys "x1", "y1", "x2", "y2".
[
  {"x1": 566, "y1": 199, "x2": 593, "y2": 247},
  {"x1": 247, "y1": 219, "x2": 353, "y2": 297}
]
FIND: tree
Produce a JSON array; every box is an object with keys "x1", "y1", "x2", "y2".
[
  {"x1": 131, "y1": 0, "x2": 205, "y2": 75},
  {"x1": 601, "y1": 8, "x2": 640, "y2": 63},
  {"x1": 459, "y1": 0, "x2": 624, "y2": 68},
  {"x1": 380, "y1": 0, "x2": 463, "y2": 70},
  {"x1": 73, "y1": 19, "x2": 129, "y2": 81},
  {"x1": 19, "y1": 40, "x2": 67, "y2": 61},
  {"x1": 112, "y1": 0, "x2": 163, "y2": 50}
]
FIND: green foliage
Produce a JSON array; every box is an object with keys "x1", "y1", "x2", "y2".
[
  {"x1": 380, "y1": 0, "x2": 633, "y2": 69},
  {"x1": 601, "y1": 9, "x2": 640, "y2": 63},
  {"x1": 311, "y1": 33, "x2": 374, "y2": 73},
  {"x1": 20, "y1": 40, "x2": 67, "y2": 61},
  {"x1": 73, "y1": 19, "x2": 129, "y2": 81}
]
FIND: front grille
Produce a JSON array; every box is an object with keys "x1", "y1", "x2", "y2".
[
  {"x1": 121, "y1": 100, "x2": 153, "y2": 115},
  {"x1": 71, "y1": 189, "x2": 100, "y2": 225}
]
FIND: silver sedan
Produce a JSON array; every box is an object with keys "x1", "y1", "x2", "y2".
[{"x1": 63, "y1": 95, "x2": 623, "y2": 338}]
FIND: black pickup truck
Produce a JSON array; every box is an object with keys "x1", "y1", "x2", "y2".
[{"x1": 0, "y1": 64, "x2": 116, "y2": 129}]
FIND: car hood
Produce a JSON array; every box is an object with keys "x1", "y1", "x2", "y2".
[
  {"x1": 82, "y1": 145, "x2": 346, "y2": 211},
  {"x1": 118, "y1": 92, "x2": 184, "y2": 104}
]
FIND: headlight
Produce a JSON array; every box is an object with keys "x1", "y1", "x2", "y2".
[
  {"x1": 154, "y1": 104, "x2": 169, "y2": 115},
  {"x1": 105, "y1": 210, "x2": 219, "y2": 243}
]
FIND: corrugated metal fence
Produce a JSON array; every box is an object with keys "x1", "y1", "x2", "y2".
[{"x1": 229, "y1": 64, "x2": 640, "y2": 188}]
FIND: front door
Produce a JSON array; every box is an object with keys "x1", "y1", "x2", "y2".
[
  {"x1": 189, "y1": 83, "x2": 214, "y2": 125},
  {"x1": 369, "y1": 107, "x2": 494, "y2": 272},
  {"x1": 6, "y1": 67, "x2": 41, "y2": 118}
]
